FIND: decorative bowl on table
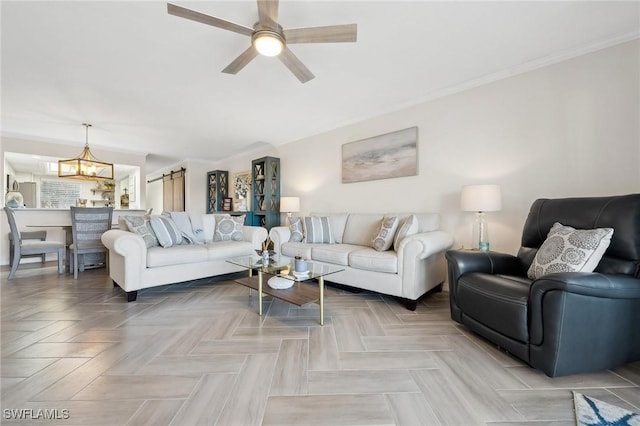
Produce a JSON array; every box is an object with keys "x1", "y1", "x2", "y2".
[
  {"x1": 267, "y1": 276, "x2": 294, "y2": 289},
  {"x1": 255, "y1": 250, "x2": 277, "y2": 256}
]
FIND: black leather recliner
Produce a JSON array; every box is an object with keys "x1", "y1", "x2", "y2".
[{"x1": 446, "y1": 194, "x2": 640, "y2": 377}]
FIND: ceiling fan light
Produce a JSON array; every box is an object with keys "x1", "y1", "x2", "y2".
[{"x1": 253, "y1": 33, "x2": 283, "y2": 57}]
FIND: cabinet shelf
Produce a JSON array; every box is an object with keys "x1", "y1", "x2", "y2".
[
  {"x1": 251, "y1": 156, "x2": 280, "y2": 230},
  {"x1": 207, "y1": 170, "x2": 229, "y2": 214}
]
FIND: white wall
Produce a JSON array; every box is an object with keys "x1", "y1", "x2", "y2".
[{"x1": 275, "y1": 40, "x2": 639, "y2": 254}]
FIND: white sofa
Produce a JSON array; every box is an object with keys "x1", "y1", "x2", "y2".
[
  {"x1": 269, "y1": 213, "x2": 454, "y2": 309},
  {"x1": 102, "y1": 225, "x2": 267, "y2": 302}
]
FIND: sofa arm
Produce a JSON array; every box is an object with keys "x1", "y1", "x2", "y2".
[
  {"x1": 102, "y1": 229, "x2": 147, "y2": 259},
  {"x1": 269, "y1": 226, "x2": 290, "y2": 253},
  {"x1": 101, "y1": 230, "x2": 147, "y2": 290},
  {"x1": 397, "y1": 231, "x2": 454, "y2": 299},
  {"x1": 243, "y1": 226, "x2": 268, "y2": 250},
  {"x1": 398, "y1": 231, "x2": 454, "y2": 261}
]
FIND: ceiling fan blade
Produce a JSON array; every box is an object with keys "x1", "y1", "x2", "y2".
[
  {"x1": 257, "y1": 0, "x2": 279, "y2": 28},
  {"x1": 222, "y1": 46, "x2": 259, "y2": 74},
  {"x1": 279, "y1": 47, "x2": 314, "y2": 83},
  {"x1": 284, "y1": 24, "x2": 357, "y2": 44},
  {"x1": 167, "y1": 3, "x2": 254, "y2": 37}
]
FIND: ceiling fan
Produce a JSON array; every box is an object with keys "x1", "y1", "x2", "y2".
[{"x1": 167, "y1": 1, "x2": 357, "y2": 83}]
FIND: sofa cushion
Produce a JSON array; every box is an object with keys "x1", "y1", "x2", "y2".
[
  {"x1": 147, "y1": 244, "x2": 209, "y2": 268},
  {"x1": 303, "y1": 217, "x2": 334, "y2": 244},
  {"x1": 206, "y1": 241, "x2": 254, "y2": 260},
  {"x1": 281, "y1": 242, "x2": 314, "y2": 259},
  {"x1": 311, "y1": 213, "x2": 349, "y2": 243},
  {"x1": 457, "y1": 272, "x2": 531, "y2": 343},
  {"x1": 288, "y1": 216, "x2": 304, "y2": 242},
  {"x1": 349, "y1": 248, "x2": 398, "y2": 273},
  {"x1": 372, "y1": 216, "x2": 399, "y2": 251},
  {"x1": 342, "y1": 214, "x2": 384, "y2": 247},
  {"x1": 394, "y1": 214, "x2": 419, "y2": 251},
  {"x1": 527, "y1": 222, "x2": 614, "y2": 280},
  {"x1": 213, "y1": 214, "x2": 244, "y2": 241},
  {"x1": 311, "y1": 244, "x2": 363, "y2": 266},
  {"x1": 150, "y1": 215, "x2": 184, "y2": 248}
]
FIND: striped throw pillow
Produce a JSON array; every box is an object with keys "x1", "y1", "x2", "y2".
[
  {"x1": 302, "y1": 216, "x2": 334, "y2": 244},
  {"x1": 150, "y1": 215, "x2": 183, "y2": 248}
]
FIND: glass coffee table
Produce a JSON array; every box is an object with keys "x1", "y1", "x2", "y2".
[{"x1": 227, "y1": 255, "x2": 344, "y2": 325}]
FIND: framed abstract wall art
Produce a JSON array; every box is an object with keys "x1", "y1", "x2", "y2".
[{"x1": 342, "y1": 126, "x2": 418, "y2": 183}]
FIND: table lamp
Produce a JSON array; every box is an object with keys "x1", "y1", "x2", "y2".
[
  {"x1": 280, "y1": 196, "x2": 300, "y2": 225},
  {"x1": 461, "y1": 184, "x2": 502, "y2": 251}
]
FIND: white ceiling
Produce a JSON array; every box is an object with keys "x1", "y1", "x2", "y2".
[{"x1": 2, "y1": 1, "x2": 639, "y2": 174}]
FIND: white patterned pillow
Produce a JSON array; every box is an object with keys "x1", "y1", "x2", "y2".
[
  {"x1": 302, "y1": 216, "x2": 334, "y2": 244},
  {"x1": 213, "y1": 214, "x2": 244, "y2": 241},
  {"x1": 393, "y1": 214, "x2": 419, "y2": 251},
  {"x1": 372, "y1": 216, "x2": 400, "y2": 251},
  {"x1": 150, "y1": 215, "x2": 183, "y2": 248},
  {"x1": 288, "y1": 216, "x2": 304, "y2": 242},
  {"x1": 527, "y1": 222, "x2": 614, "y2": 280},
  {"x1": 122, "y1": 215, "x2": 159, "y2": 248}
]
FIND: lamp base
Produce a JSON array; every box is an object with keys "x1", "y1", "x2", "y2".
[{"x1": 472, "y1": 211, "x2": 490, "y2": 251}]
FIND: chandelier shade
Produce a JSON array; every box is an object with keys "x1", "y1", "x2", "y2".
[{"x1": 58, "y1": 124, "x2": 114, "y2": 181}]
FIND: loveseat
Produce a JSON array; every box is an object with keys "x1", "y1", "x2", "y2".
[
  {"x1": 269, "y1": 213, "x2": 454, "y2": 309},
  {"x1": 102, "y1": 213, "x2": 267, "y2": 302},
  {"x1": 446, "y1": 194, "x2": 640, "y2": 377}
]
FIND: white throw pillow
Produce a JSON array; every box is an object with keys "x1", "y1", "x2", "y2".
[
  {"x1": 202, "y1": 214, "x2": 216, "y2": 243},
  {"x1": 213, "y1": 214, "x2": 244, "y2": 241},
  {"x1": 527, "y1": 222, "x2": 614, "y2": 280},
  {"x1": 302, "y1": 216, "x2": 334, "y2": 244},
  {"x1": 372, "y1": 216, "x2": 399, "y2": 251},
  {"x1": 150, "y1": 215, "x2": 184, "y2": 248},
  {"x1": 393, "y1": 214, "x2": 419, "y2": 251}
]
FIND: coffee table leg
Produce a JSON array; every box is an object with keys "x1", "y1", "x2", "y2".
[
  {"x1": 319, "y1": 276, "x2": 324, "y2": 326},
  {"x1": 258, "y1": 270, "x2": 263, "y2": 316},
  {"x1": 248, "y1": 268, "x2": 253, "y2": 296}
]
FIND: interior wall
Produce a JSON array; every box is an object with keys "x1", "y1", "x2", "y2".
[{"x1": 275, "y1": 40, "x2": 639, "y2": 254}]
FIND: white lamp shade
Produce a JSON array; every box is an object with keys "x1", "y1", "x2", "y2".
[
  {"x1": 280, "y1": 197, "x2": 300, "y2": 213},
  {"x1": 461, "y1": 184, "x2": 502, "y2": 212}
]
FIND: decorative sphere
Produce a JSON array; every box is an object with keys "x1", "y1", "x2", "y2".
[{"x1": 5, "y1": 191, "x2": 24, "y2": 208}]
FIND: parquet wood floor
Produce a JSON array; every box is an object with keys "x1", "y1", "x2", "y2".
[{"x1": 1, "y1": 264, "x2": 639, "y2": 425}]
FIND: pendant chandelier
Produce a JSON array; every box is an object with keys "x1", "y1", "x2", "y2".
[{"x1": 58, "y1": 123, "x2": 114, "y2": 181}]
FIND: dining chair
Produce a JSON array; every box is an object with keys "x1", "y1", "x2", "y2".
[
  {"x1": 4, "y1": 207, "x2": 64, "y2": 280},
  {"x1": 69, "y1": 206, "x2": 113, "y2": 279}
]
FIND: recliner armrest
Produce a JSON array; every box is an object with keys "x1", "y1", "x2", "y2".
[
  {"x1": 445, "y1": 250, "x2": 523, "y2": 278},
  {"x1": 528, "y1": 272, "x2": 640, "y2": 350},
  {"x1": 530, "y1": 272, "x2": 640, "y2": 301}
]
